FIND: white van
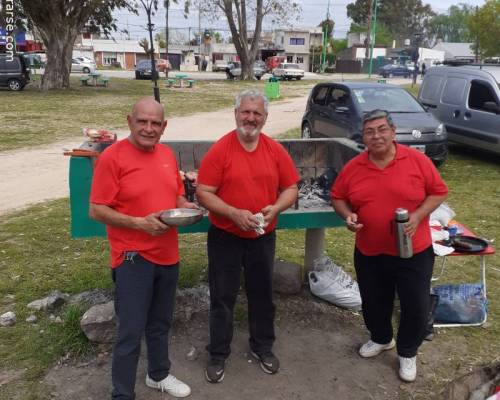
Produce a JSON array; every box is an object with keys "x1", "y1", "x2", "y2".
[{"x1": 418, "y1": 65, "x2": 500, "y2": 155}]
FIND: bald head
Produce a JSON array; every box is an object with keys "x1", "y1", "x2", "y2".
[
  {"x1": 127, "y1": 97, "x2": 168, "y2": 152},
  {"x1": 131, "y1": 97, "x2": 165, "y2": 120}
]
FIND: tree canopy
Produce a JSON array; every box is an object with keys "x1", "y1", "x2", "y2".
[
  {"x1": 186, "y1": 0, "x2": 301, "y2": 79},
  {"x1": 427, "y1": 4, "x2": 474, "y2": 45},
  {"x1": 468, "y1": 0, "x2": 500, "y2": 59},
  {"x1": 347, "y1": 0, "x2": 435, "y2": 45}
]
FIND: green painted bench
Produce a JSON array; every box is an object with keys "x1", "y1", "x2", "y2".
[
  {"x1": 186, "y1": 79, "x2": 195, "y2": 88},
  {"x1": 79, "y1": 75, "x2": 91, "y2": 86},
  {"x1": 167, "y1": 78, "x2": 177, "y2": 87},
  {"x1": 98, "y1": 77, "x2": 110, "y2": 87}
]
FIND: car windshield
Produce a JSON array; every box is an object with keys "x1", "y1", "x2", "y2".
[
  {"x1": 138, "y1": 60, "x2": 153, "y2": 67},
  {"x1": 352, "y1": 88, "x2": 425, "y2": 113},
  {"x1": 284, "y1": 64, "x2": 299, "y2": 69},
  {"x1": 481, "y1": 66, "x2": 500, "y2": 87}
]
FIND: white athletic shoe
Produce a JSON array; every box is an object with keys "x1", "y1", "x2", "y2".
[
  {"x1": 398, "y1": 356, "x2": 417, "y2": 382},
  {"x1": 146, "y1": 374, "x2": 191, "y2": 398},
  {"x1": 358, "y1": 338, "x2": 396, "y2": 358}
]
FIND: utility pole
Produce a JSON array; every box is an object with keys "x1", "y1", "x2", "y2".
[
  {"x1": 165, "y1": 0, "x2": 170, "y2": 77},
  {"x1": 365, "y1": 0, "x2": 373, "y2": 60},
  {"x1": 321, "y1": 0, "x2": 330, "y2": 73},
  {"x1": 368, "y1": 0, "x2": 378, "y2": 78},
  {"x1": 198, "y1": 5, "x2": 202, "y2": 71},
  {"x1": 140, "y1": 0, "x2": 160, "y2": 102},
  {"x1": 474, "y1": 6, "x2": 479, "y2": 63}
]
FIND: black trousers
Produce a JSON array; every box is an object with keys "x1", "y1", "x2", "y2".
[
  {"x1": 354, "y1": 246, "x2": 434, "y2": 358},
  {"x1": 207, "y1": 225, "x2": 276, "y2": 360},
  {"x1": 111, "y1": 252, "x2": 179, "y2": 400}
]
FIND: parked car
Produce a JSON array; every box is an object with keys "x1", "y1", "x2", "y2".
[
  {"x1": 265, "y1": 55, "x2": 286, "y2": 72},
  {"x1": 418, "y1": 64, "x2": 500, "y2": 156},
  {"x1": 272, "y1": 63, "x2": 304, "y2": 80},
  {"x1": 378, "y1": 64, "x2": 411, "y2": 78},
  {"x1": 226, "y1": 61, "x2": 266, "y2": 80},
  {"x1": 74, "y1": 56, "x2": 96, "y2": 66},
  {"x1": 134, "y1": 59, "x2": 160, "y2": 79},
  {"x1": 301, "y1": 82, "x2": 448, "y2": 165},
  {"x1": 71, "y1": 58, "x2": 96, "y2": 73},
  {"x1": 213, "y1": 59, "x2": 229, "y2": 72},
  {"x1": 0, "y1": 54, "x2": 30, "y2": 91},
  {"x1": 156, "y1": 58, "x2": 171, "y2": 73}
]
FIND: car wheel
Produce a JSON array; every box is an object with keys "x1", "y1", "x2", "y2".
[
  {"x1": 301, "y1": 122, "x2": 312, "y2": 139},
  {"x1": 256, "y1": 76, "x2": 262, "y2": 80},
  {"x1": 135, "y1": 71, "x2": 140, "y2": 79},
  {"x1": 83, "y1": 67, "x2": 90, "y2": 73},
  {"x1": 296, "y1": 77, "x2": 302, "y2": 80},
  {"x1": 8, "y1": 79, "x2": 22, "y2": 91},
  {"x1": 226, "y1": 72, "x2": 234, "y2": 80}
]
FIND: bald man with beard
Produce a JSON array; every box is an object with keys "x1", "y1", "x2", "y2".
[{"x1": 90, "y1": 97, "x2": 195, "y2": 399}]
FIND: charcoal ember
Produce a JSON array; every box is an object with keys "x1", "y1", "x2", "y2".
[{"x1": 297, "y1": 171, "x2": 337, "y2": 209}]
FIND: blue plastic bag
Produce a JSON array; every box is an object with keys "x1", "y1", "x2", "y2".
[{"x1": 432, "y1": 283, "x2": 487, "y2": 324}]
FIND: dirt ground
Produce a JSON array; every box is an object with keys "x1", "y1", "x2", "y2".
[
  {"x1": 0, "y1": 96, "x2": 307, "y2": 216},
  {"x1": 43, "y1": 290, "x2": 460, "y2": 400}
]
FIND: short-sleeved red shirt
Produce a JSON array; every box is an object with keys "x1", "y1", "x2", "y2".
[
  {"x1": 90, "y1": 139, "x2": 184, "y2": 268},
  {"x1": 331, "y1": 143, "x2": 448, "y2": 256},
  {"x1": 197, "y1": 130, "x2": 299, "y2": 238}
]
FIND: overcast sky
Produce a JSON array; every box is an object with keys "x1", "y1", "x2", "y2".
[{"x1": 113, "y1": 0, "x2": 486, "y2": 41}]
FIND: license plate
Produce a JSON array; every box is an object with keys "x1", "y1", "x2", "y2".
[{"x1": 411, "y1": 145, "x2": 426, "y2": 153}]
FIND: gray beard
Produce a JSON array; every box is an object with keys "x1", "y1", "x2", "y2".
[{"x1": 237, "y1": 126, "x2": 259, "y2": 138}]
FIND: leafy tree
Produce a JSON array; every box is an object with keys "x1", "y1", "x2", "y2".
[
  {"x1": 427, "y1": 4, "x2": 473, "y2": 45},
  {"x1": 318, "y1": 18, "x2": 334, "y2": 38},
  {"x1": 468, "y1": 0, "x2": 500, "y2": 59},
  {"x1": 331, "y1": 38, "x2": 347, "y2": 54},
  {"x1": 185, "y1": 0, "x2": 301, "y2": 80},
  {"x1": 139, "y1": 38, "x2": 153, "y2": 54},
  {"x1": 2, "y1": 0, "x2": 137, "y2": 90},
  {"x1": 346, "y1": 0, "x2": 435, "y2": 45},
  {"x1": 349, "y1": 22, "x2": 393, "y2": 47}
]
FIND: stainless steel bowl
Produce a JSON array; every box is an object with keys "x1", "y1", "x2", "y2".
[{"x1": 159, "y1": 208, "x2": 203, "y2": 226}]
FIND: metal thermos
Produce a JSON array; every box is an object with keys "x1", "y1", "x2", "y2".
[{"x1": 394, "y1": 208, "x2": 413, "y2": 258}]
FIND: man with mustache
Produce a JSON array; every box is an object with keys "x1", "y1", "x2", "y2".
[{"x1": 196, "y1": 90, "x2": 299, "y2": 383}]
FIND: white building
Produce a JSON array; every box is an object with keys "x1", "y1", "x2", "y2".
[{"x1": 272, "y1": 27, "x2": 323, "y2": 71}]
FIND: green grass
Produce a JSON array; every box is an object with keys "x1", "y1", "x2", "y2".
[{"x1": 0, "y1": 77, "x2": 315, "y2": 152}]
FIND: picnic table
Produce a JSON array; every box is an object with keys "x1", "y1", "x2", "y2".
[
  {"x1": 88, "y1": 72, "x2": 101, "y2": 86},
  {"x1": 175, "y1": 73, "x2": 188, "y2": 88},
  {"x1": 80, "y1": 73, "x2": 110, "y2": 87}
]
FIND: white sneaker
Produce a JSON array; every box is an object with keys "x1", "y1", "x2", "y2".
[
  {"x1": 358, "y1": 338, "x2": 396, "y2": 358},
  {"x1": 146, "y1": 374, "x2": 191, "y2": 398},
  {"x1": 399, "y1": 356, "x2": 417, "y2": 382}
]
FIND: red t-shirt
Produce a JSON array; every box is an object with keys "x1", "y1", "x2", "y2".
[
  {"x1": 90, "y1": 139, "x2": 185, "y2": 268},
  {"x1": 331, "y1": 143, "x2": 448, "y2": 256},
  {"x1": 197, "y1": 130, "x2": 299, "y2": 238}
]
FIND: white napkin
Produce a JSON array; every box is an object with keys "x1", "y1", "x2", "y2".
[{"x1": 433, "y1": 242, "x2": 455, "y2": 256}]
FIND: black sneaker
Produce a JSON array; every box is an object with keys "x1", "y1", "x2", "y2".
[
  {"x1": 205, "y1": 358, "x2": 225, "y2": 383},
  {"x1": 250, "y1": 350, "x2": 280, "y2": 374}
]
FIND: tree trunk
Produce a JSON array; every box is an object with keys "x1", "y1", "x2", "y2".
[{"x1": 40, "y1": 28, "x2": 77, "y2": 90}]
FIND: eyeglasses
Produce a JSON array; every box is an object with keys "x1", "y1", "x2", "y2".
[{"x1": 363, "y1": 125, "x2": 393, "y2": 137}]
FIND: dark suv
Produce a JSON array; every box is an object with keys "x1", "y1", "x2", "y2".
[
  {"x1": 135, "y1": 59, "x2": 159, "y2": 79},
  {"x1": 0, "y1": 54, "x2": 30, "y2": 91},
  {"x1": 301, "y1": 82, "x2": 448, "y2": 165}
]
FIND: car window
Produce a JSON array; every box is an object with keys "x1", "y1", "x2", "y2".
[
  {"x1": 4, "y1": 58, "x2": 21, "y2": 70},
  {"x1": 352, "y1": 88, "x2": 424, "y2": 112},
  {"x1": 327, "y1": 88, "x2": 350, "y2": 107},
  {"x1": 312, "y1": 86, "x2": 329, "y2": 105},
  {"x1": 468, "y1": 80, "x2": 499, "y2": 112},
  {"x1": 420, "y1": 75, "x2": 443, "y2": 103},
  {"x1": 441, "y1": 77, "x2": 467, "y2": 105}
]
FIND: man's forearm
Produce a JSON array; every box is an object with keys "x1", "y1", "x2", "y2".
[
  {"x1": 196, "y1": 190, "x2": 236, "y2": 219},
  {"x1": 274, "y1": 186, "x2": 298, "y2": 213},
  {"x1": 89, "y1": 203, "x2": 140, "y2": 230}
]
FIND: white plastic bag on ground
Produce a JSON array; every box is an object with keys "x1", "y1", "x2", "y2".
[{"x1": 308, "y1": 256, "x2": 362, "y2": 311}]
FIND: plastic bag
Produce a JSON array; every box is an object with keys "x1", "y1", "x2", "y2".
[
  {"x1": 430, "y1": 203, "x2": 456, "y2": 227},
  {"x1": 432, "y1": 283, "x2": 487, "y2": 324},
  {"x1": 308, "y1": 256, "x2": 362, "y2": 311}
]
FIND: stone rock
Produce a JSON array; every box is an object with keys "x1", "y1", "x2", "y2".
[
  {"x1": 273, "y1": 261, "x2": 302, "y2": 294},
  {"x1": 186, "y1": 346, "x2": 199, "y2": 361},
  {"x1": 69, "y1": 289, "x2": 113, "y2": 308},
  {"x1": 80, "y1": 301, "x2": 116, "y2": 343},
  {"x1": 27, "y1": 290, "x2": 69, "y2": 312},
  {"x1": 174, "y1": 285, "x2": 210, "y2": 324},
  {"x1": 0, "y1": 311, "x2": 16, "y2": 327},
  {"x1": 26, "y1": 315, "x2": 37, "y2": 323}
]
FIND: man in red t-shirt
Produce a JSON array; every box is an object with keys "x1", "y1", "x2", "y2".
[
  {"x1": 89, "y1": 97, "x2": 196, "y2": 399},
  {"x1": 331, "y1": 109, "x2": 448, "y2": 383},
  {"x1": 196, "y1": 90, "x2": 299, "y2": 383}
]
